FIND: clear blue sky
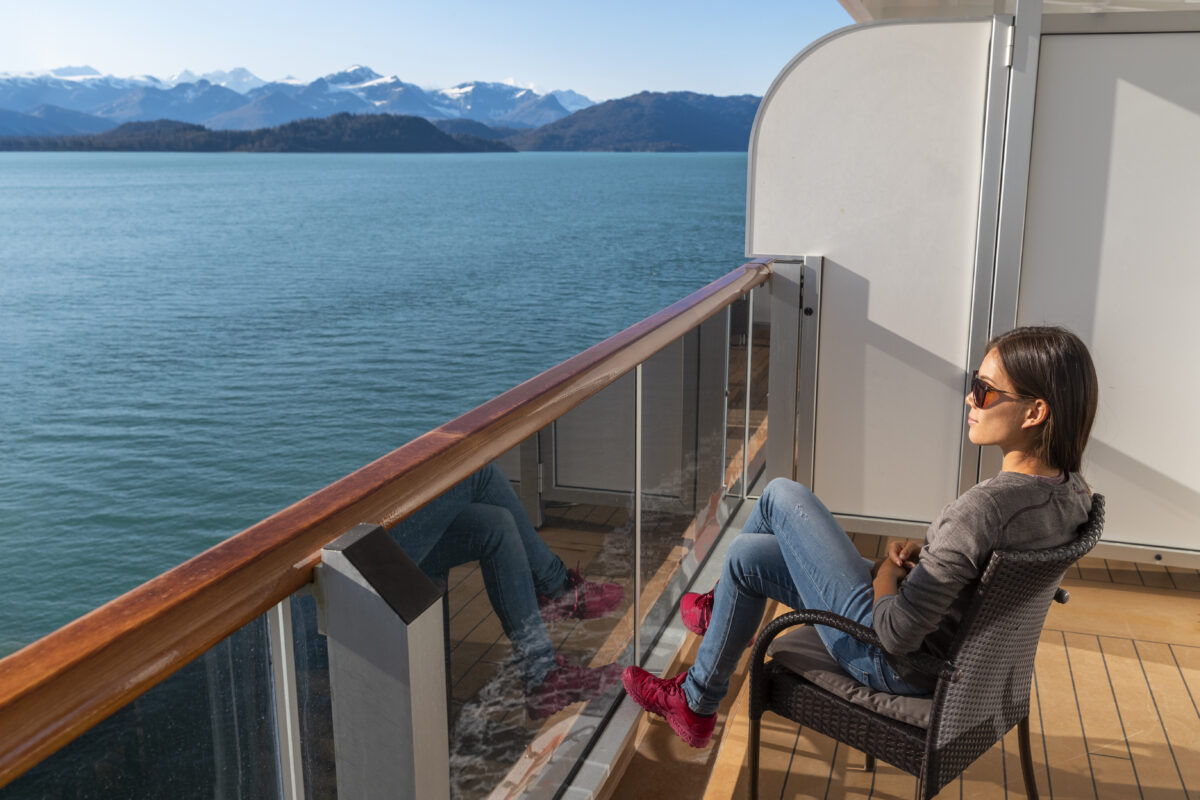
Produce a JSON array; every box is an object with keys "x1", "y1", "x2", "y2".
[{"x1": 3, "y1": 1, "x2": 854, "y2": 100}]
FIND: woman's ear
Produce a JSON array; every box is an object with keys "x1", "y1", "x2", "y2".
[{"x1": 1023, "y1": 399, "x2": 1050, "y2": 429}]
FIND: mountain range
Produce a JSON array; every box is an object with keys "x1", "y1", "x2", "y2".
[
  {"x1": 0, "y1": 66, "x2": 589, "y2": 133},
  {"x1": 0, "y1": 66, "x2": 762, "y2": 152}
]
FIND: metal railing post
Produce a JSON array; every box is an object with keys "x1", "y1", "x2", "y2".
[
  {"x1": 317, "y1": 524, "x2": 448, "y2": 800},
  {"x1": 268, "y1": 598, "x2": 306, "y2": 800},
  {"x1": 742, "y1": 289, "x2": 754, "y2": 498},
  {"x1": 634, "y1": 363, "x2": 643, "y2": 663}
]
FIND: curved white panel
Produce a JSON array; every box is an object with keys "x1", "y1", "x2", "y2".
[
  {"x1": 1018, "y1": 32, "x2": 1200, "y2": 554},
  {"x1": 748, "y1": 20, "x2": 993, "y2": 522}
]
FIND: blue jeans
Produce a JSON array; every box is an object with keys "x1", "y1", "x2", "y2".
[
  {"x1": 389, "y1": 463, "x2": 568, "y2": 688},
  {"x1": 683, "y1": 478, "x2": 926, "y2": 715}
]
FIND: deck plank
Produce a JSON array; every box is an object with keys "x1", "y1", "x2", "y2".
[
  {"x1": 1104, "y1": 560, "x2": 1143, "y2": 587},
  {"x1": 1032, "y1": 631, "x2": 1099, "y2": 799},
  {"x1": 1046, "y1": 580, "x2": 1200, "y2": 647},
  {"x1": 1166, "y1": 567, "x2": 1200, "y2": 593},
  {"x1": 840, "y1": 746, "x2": 884, "y2": 799},
  {"x1": 958, "y1": 729, "x2": 1008, "y2": 799},
  {"x1": 1133, "y1": 564, "x2": 1176, "y2": 590},
  {"x1": 1171, "y1": 643, "x2": 1200, "y2": 724},
  {"x1": 862, "y1": 753, "x2": 917, "y2": 799},
  {"x1": 1135, "y1": 641, "x2": 1200, "y2": 797},
  {"x1": 1063, "y1": 632, "x2": 1141, "y2": 800},
  {"x1": 449, "y1": 585, "x2": 499, "y2": 644},
  {"x1": 1098, "y1": 637, "x2": 1190, "y2": 800},
  {"x1": 1078, "y1": 556, "x2": 1113, "y2": 584},
  {"x1": 1164, "y1": 644, "x2": 1200, "y2": 798},
  {"x1": 766, "y1": 723, "x2": 821, "y2": 799}
]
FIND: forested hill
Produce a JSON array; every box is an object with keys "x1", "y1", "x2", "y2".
[
  {"x1": 0, "y1": 113, "x2": 516, "y2": 153},
  {"x1": 506, "y1": 92, "x2": 761, "y2": 152}
]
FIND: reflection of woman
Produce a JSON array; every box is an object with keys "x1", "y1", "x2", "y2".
[
  {"x1": 624, "y1": 326, "x2": 1098, "y2": 747},
  {"x1": 391, "y1": 463, "x2": 624, "y2": 718}
]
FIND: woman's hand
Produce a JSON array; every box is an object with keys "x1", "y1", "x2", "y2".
[{"x1": 886, "y1": 539, "x2": 921, "y2": 570}]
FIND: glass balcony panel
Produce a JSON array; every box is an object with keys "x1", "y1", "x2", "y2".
[
  {"x1": 289, "y1": 591, "x2": 336, "y2": 799},
  {"x1": 1, "y1": 615, "x2": 280, "y2": 800},
  {"x1": 725, "y1": 296, "x2": 750, "y2": 498},
  {"x1": 637, "y1": 317, "x2": 730, "y2": 663},
  {"x1": 425, "y1": 430, "x2": 632, "y2": 799},
  {"x1": 745, "y1": 287, "x2": 772, "y2": 498},
  {"x1": 726, "y1": 290, "x2": 771, "y2": 502}
]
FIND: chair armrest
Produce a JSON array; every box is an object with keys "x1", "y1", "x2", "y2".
[{"x1": 748, "y1": 609, "x2": 958, "y2": 720}]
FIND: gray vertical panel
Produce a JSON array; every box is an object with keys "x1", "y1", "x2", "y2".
[
  {"x1": 794, "y1": 257, "x2": 823, "y2": 489},
  {"x1": 766, "y1": 262, "x2": 803, "y2": 483},
  {"x1": 1018, "y1": 30, "x2": 1200, "y2": 554},
  {"x1": 696, "y1": 311, "x2": 729, "y2": 505},
  {"x1": 677, "y1": 329, "x2": 700, "y2": 510},
  {"x1": 518, "y1": 435, "x2": 542, "y2": 527}
]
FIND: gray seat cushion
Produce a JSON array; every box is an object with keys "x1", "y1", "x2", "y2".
[{"x1": 767, "y1": 624, "x2": 933, "y2": 728}]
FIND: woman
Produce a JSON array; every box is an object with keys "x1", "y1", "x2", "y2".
[{"x1": 622, "y1": 326, "x2": 1098, "y2": 747}]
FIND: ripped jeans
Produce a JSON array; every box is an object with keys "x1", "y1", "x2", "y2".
[{"x1": 682, "y1": 478, "x2": 925, "y2": 715}]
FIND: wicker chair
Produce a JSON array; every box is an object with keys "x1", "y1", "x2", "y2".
[{"x1": 748, "y1": 494, "x2": 1105, "y2": 800}]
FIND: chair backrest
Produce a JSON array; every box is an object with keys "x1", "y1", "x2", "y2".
[{"x1": 923, "y1": 493, "x2": 1105, "y2": 792}]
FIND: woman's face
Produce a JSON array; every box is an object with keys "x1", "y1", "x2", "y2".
[{"x1": 966, "y1": 349, "x2": 1038, "y2": 450}]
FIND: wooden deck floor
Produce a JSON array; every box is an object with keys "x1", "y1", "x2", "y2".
[{"x1": 612, "y1": 534, "x2": 1200, "y2": 800}]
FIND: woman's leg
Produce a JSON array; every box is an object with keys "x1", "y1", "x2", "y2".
[
  {"x1": 685, "y1": 479, "x2": 903, "y2": 714},
  {"x1": 468, "y1": 463, "x2": 568, "y2": 596},
  {"x1": 391, "y1": 463, "x2": 568, "y2": 594},
  {"x1": 682, "y1": 532, "x2": 806, "y2": 714},
  {"x1": 415, "y1": 502, "x2": 557, "y2": 689}
]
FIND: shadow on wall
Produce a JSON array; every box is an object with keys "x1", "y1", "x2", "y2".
[{"x1": 814, "y1": 260, "x2": 969, "y2": 515}]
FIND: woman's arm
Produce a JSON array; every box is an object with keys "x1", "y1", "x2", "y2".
[
  {"x1": 872, "y1": 493, "x2": 1000, "y2": 654},
  {"x1": 872, "y1": 539, "x2": 920, "y2": 595}
]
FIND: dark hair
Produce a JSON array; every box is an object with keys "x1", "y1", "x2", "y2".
[{"x1": 986, "y1": 326, "x2": 1098, "y2": 473}]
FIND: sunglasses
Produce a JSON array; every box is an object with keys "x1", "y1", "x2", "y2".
[{"x1": 970, "y1": 371, "x2": 1036, "y2": 409}]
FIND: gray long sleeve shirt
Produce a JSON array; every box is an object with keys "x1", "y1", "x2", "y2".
[{"x1": 872, "y1": 471, "x2": 1092, "y2": 674}]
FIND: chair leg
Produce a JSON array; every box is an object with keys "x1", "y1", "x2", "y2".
[
  {"x1": 864, "y1": 753, "x2": 876, "y2": 772},
  {"x1": 748, "y1": 714, "x2": 762, "y2": 800},
  {"x1": 1018, "y1": 715, "x2": 1040, "y2": 800}
]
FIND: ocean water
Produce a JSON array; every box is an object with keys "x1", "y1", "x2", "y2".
[{"x1": 0, "y1": 151, "x2": 747, "y2": 656}]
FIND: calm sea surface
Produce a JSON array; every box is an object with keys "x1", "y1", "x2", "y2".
[{"x1": 0, "y1": 151, "x2": 747, "y2": 656}]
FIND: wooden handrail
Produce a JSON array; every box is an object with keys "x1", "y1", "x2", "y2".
[{"x1": 0, "y1": 259, "x2": 772, "y2": 787}]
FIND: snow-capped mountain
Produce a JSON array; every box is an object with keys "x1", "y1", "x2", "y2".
[
  {"x1": 323, "y1": 65, "x2": 383, "y2": 86},
  {"x1": 549, "y1": 90, "x2": 593, "y2": 113},
  {"x1": 90, "y1": 80, "x2": 249, "y2": 124},
  {"x1": 431, "y1": 82, "x2": 568, "y2": 127},
  {"x1": 0, "y1": 65, "x2": 596, "y2": 134},
  {"x1": 166, "y1": 67, "x2": 265, "y2": 93}
]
